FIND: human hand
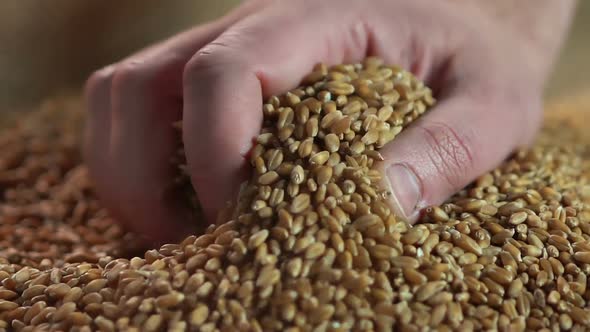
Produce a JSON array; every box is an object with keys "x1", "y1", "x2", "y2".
[{"x1": 84, "y1": 0, "x2": 572, "y2": 243}]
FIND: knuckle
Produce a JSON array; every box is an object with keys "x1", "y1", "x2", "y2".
[
  {"x1": 419, "y1": 121, "x2": 476, "y2": 191},
  {"x1": 84, "y1": 66, "x2": 114, "y2": 100},
  {"x1": 111, "y1": 56, "x2": 186, "y2": 100},
  {"x1": 110, "y1": 60, "x2": 150, "y2": 90},
  {"x1": 183, "y1": 51, "x2": 219, "y2": 84},
  {"x1": 184, "y1": 26, "x2": 261, "y2": 85},
  {"x1": 184, "y1": 41, "x2": 241, "y2": 84}
]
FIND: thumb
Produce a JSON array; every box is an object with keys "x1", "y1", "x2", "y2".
[{"x1": 376, "y1": 89, "x2": 542, "y2": 222}]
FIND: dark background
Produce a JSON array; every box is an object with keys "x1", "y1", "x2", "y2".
[{"x1": 0, "y1": 0, "x2": 588, "y2": 113}]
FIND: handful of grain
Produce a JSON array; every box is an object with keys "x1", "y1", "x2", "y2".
[{"x1": 1, "y1": 59, "x2": 590, "y2": 332}]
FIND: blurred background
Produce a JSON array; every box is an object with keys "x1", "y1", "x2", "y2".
[{"x1": 0, "y1": 0, "x2": 589, "y2": 113}]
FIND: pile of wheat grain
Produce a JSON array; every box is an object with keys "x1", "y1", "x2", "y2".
[{"x1": 0, "y1": 59, "x2": 589, "y2": 332}]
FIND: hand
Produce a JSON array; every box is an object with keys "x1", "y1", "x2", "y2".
[{"x1": 85, "y1": 0, "x2": 567, "y2": 243}]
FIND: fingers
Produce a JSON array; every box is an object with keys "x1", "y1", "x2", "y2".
[
  {"x1": 182, "y1": 0, "x2": 388, "y2": 221},
  {"x1": 378, "y1": 77, "x2": 543, "y2": 222},
  {"x1": 181, "y1": 0, "x2": 473, "y2": 221},
  {"x1": 84, "y1": 2, "x2": 261, "y2": 243},
  {"x1": 107, "y1": 23, "x2": 229, "y2": 240}
]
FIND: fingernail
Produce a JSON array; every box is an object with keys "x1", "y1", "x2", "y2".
[{"x1": 386, "y1": 164, "x2": 422, "y2": 219}]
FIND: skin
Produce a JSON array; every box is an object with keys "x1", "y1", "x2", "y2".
[{"x1": 85, "y1": 0, "x2": 576, "y2": 244}]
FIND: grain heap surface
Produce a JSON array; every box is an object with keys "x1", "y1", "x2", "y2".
[
  {"x1": 0, "y1": 59, "x2": 590, "y2": 332},
  {"x1": 0, "y1": 99, "x2": 142, "y2": 267}
]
